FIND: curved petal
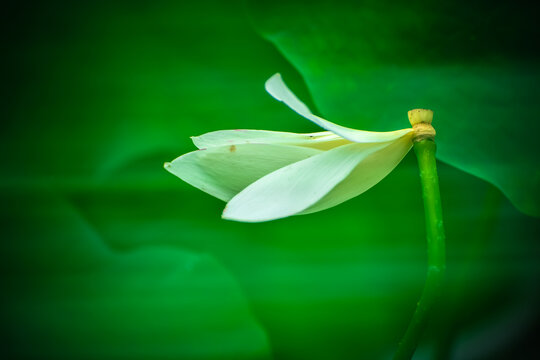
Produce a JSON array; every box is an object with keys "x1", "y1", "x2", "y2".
[
  {"x1": 301, "y1": 132, "x2": 414, "y2": 214},
  {"x1": 193, "y1": 129, "x2": 351, "y2": 151},
  {"x1": 222, "y1": 139, "x2": 406, "y2": 222},
  {"x1": 164, "y1": 143, "x2": 322, "y2": 201},
  {"x1": 265, "y1": 73, "x2": 413, "y2": 142}
]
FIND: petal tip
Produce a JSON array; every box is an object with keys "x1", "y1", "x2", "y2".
[
  {"x1": 264, "y1": 73, "x2": 283, "y2": 97},
  {"x1": 221, "y1": 209, "x2": 245, "y2": 223},
  {"x1": 221, "y1": 204, "x2": 268, "y2": 223},
  {"x1": 191, "y1": 135, "x2": 203, "y2": 148}
]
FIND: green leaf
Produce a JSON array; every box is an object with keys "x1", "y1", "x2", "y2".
[
  {"x1": 247, "y1": 0, "x2": 540, "y2": 216},
  {"x1": 1, "y1": 193, "x2": 270, "y2": 360},
  {"x1": 4, "y1": 1, "x2": 540, "y2": 359},
  {"x1": 71, "y1": 154, "x2": 540, "y2": 359}
]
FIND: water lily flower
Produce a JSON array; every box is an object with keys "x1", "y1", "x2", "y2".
[{"x1": 165, "y1": 73, "x2": 418, "y2": 222}]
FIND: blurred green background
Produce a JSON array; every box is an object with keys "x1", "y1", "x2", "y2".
[{"x1": 2, "y1": 1, "x2": 539, "y2": 359}]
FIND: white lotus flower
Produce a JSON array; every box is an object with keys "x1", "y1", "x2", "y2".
[{"x1": 165, "y1": 73, "x2": 415, "y2": 222}]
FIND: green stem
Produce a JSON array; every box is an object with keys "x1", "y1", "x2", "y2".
[{"x1": 393, "y1": 139, "x2": 446, "y2": 360}]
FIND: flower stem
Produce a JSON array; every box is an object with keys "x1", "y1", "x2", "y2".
[{"x1": 393, "y1": 139, "x2": 446, "y2": 360}]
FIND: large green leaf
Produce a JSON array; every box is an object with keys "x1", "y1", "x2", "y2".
[
  {"x1": 73, "y1": 152, "x2": 540, "y2": 360},
  {"x1": 1, "y1": 0, "x2": 306, "y2": 188},
  {"x1": 247, "y1": 0, "x2": 540, "y2": 217},
  {"x1": 1, "y1": 193, "x2": 270, "y2": 359},
  {"x1": 3, "y1": 1, "x2": 540, "y2": 359}
]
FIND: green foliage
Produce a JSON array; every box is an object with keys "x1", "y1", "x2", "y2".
[
  {"x1": 2, "y1": 1, "x2": 539, "y2": 359},
  {"x1": 2, "y1": 193, "x2": 270, "y2": 359}
]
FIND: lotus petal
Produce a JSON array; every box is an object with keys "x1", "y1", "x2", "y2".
[
  {"x1": 222, "y1": 137, "x2": 411, "y2": 222},
  {"x1": 165, "y1": 143, "x2": 321, "y2": 201},
  {"x1": 192, "y1": 129, "x2": 350, "y2": 151},
  {"x1": 265, "y1": 73, "x2": 412, "y2": 143}
]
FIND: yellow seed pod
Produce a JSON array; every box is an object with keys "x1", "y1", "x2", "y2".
[
  {"x1": 408, "y1": 109, "x2": 435, "y2": 142},
  {"x1": 408, "y1": 109, "x2": 433, "y2": 126}
]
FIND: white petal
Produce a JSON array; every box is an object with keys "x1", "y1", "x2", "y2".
[
  {"x1": 164, "y1": 143, "x2": 322, "y2": 201},
  {"x1": 265, "y1": 73, "x2": 413, "y2": 143},
  {"x1": 222, "y1": 139, "x2": 405, "y2": 222},
  {"x1": 301, "y1": 132, "x2": 414, "y2": 214},
  {"x1": 192, "y1": 129, "x2": 351, "y2": 151}
]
